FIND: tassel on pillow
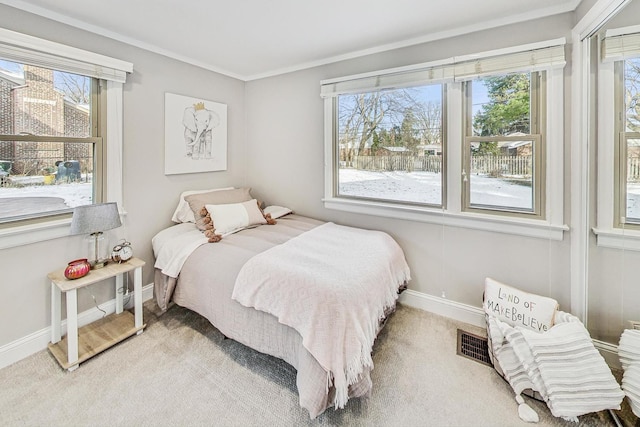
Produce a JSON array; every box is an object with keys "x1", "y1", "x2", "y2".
[
  {"x1": 199, "y1": 207, "x2": 220, "y2": 242},
  {"x1": 256, "y1": 200, "x2": 277, "y2": 225},
  {"x1": 204, "y1": 229, "x2": 221, "y2": 243}
]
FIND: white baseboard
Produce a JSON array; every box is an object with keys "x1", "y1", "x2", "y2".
[
  {"x1": 400, "y1": 289, "x2": 623, "y2": 369},
  {"x1": 593, "y1": 339, "x2": 621, "y2": 370},
  {"x1": 399, "y1": 289, "x2": 486, "y2": 328},
  {"x1": 3, "y1": 286, "x2": 622, "y2": 372},
  {"x1": 0, "y1": 283, "x2": 154, "y2": 370}
]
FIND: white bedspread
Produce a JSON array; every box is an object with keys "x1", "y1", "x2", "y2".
[
  {"x1": 232, "y1": 222, "x2": 411, "y2": 409},
  {"x1": 152, "y1": 206, "x2": 294, "y2": 278},
  {"x1": 152, "y1": 222, "x2": 208, "y2": 278}
]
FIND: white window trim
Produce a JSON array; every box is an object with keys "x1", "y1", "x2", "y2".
[
  {"x1": 0, "y1": 28, "x2": 132, "y2": 82},
  {"x1": 594, "y1": 29, "x2": 640, "y2": 251},
  {"x1": 0, "y1": 31, "x2": 131, "y2": 250},
  {"x1": 322, "y1": 42, "x2": 567, "y2": 241}
]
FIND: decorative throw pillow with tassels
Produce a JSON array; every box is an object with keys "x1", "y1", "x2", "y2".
[{"x1": 202, "y1": 199, "x2": 276, "y2": 243}]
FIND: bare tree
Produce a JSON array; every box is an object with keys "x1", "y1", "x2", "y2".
[
  {"x1": 338, "y1": 89, "x2": 427, "y2": 160},
  {"x1": 55, "y1": 72, "x2": 91, "y2": 104},
  {"x1": 627, "y1": 59, "x2": 640, "y2": 132},
  {"x1": 415, "y1": 101, "x2": 442, "y2": 145}
]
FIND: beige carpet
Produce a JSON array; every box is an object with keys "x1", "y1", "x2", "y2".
[{"x1": 0, "y1": 302, "x2": 630, "y2": 426}]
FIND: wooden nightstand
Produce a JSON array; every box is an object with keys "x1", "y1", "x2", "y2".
[{"x1": 47, "y1": 257, "x2": 146, "y2": 371}]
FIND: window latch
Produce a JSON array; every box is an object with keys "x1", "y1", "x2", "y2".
[{"x1": 462, "y1": 170, "x2": 468, "y2": 182}]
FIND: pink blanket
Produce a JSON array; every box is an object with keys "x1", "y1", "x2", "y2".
[{"x1": 232, "y1": 222, "x2": 410, "y2": 408}]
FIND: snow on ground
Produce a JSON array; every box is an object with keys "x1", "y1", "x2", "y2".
[
  {"x1": 1, "y1": 172, "x2": 639, "y2": 219},
  {"x1": 0, "y1": 182, "x2": 92, "y2": 207},
  {"x1": 339, "y1": 168, "x2": 532, "y2": 209},
  {"x1": 626, "y1": 183, "x2": 640, "y2": 220}
]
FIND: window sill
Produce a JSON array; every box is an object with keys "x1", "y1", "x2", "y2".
[
  {"x1": 0, "y1": 211, "x2": 127, "y2": 250},
  {"x1": 592, "y1": 227, "x2": 640, "y2": 251},
  {"x1": 0, "y1": 217, "x2": 73, "y2": 250},
  {"x1": 323, "y1": 197, "x2": 568, "y2": 240}
]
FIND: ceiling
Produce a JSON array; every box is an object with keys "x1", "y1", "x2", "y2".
[{"x1": 2, "y1": 0, "x2": 582, "y2": 81}]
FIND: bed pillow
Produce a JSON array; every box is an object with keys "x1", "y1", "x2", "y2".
[
  {"x1": 205, "y1": 199, "x2": 268, "y2": 236},
  {"x1": 263, "y1": 205, "x2": 293, "y2": 219},
  {"x1": 171, "y1": 187, "x2": 233, "y2": 223},
  {"x1": 483, "y1": 277, "x2": 558, "y2": 333},
  {"x1": 185, "y1": 187, "x2": 252, "y2": 231}
]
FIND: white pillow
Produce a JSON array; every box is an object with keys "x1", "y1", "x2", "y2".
[
  {"x1": 484, "y1": 277, "x2": 558, "y2": 333},
  {"x1": 263, "y1": 205, "x2": 292, "y2": 219},
  {"x1": 205, "y1": 199, "x2": 267, "y2": 235},
  {"x1": 171, "y1": 187, "x2": 233, "y2": 223}
]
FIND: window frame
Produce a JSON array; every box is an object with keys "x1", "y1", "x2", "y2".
[
  {"x1": 594, "y1": 27, "x2": 640, "y2": 250},
  {"x1": 332, "y1": 83, "x2": 447, "y2": 209},
  {"x1": 322, "y1": 40, "x2": 567, "y2": 241},
  {"x1": 461, "y1": 72, "x2": 546, "y2": 219},
  {"x1": 0, "y1": 72, "x2": 104, "y2": 225},
  {"x1": 613, "y1": 59, "x2": 640, "y2": 229},
  {"x1": 0, "y1": 29, "x2": 131, "y2": 249}
]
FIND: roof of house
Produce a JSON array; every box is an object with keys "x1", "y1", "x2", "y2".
[
  {"x1": 383, "y1": 146, "x2": 410, "y2": 152},
  {"x1": 0, "y1": 68, "x2": 25, "y2": 86}
]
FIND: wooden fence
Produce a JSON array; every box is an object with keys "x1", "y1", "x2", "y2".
[
  {"x1": 353, "y1": 155, "x2": 441, "y2": 173},
  {"x1": 471, "y1": 155, "x2": 532, "y2": 177},
  {"x1": 349, "y1": 155, "x2": 532, "y2": 177},
  {"x1": 629, "y1": 157, "x2": 640, "y2": 182}
]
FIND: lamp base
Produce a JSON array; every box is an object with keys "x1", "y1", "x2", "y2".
[{"x1": 91, "y1": 258, "x2": 110, "y2": 269}]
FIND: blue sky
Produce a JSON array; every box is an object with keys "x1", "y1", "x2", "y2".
[{"x1": 0, "y1": 59, "x2": 21, "y2": 74}]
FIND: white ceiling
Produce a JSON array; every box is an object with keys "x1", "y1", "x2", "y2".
[{"x1": 2, "y1": 0, "x2": 581, "y2": 81}]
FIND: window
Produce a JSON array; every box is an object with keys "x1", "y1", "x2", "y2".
[
  {"x1": 0, "y1": 28, "x2": 131, "y2": 249},
  {"x1": 0, "y1": 60, "x2": 103, "y2": 223},
  {"x1": 595, "y1": 26, "x2": 640, "y2": 248},
  {"x1": 322, "y1": 39, "x2": 566, "y2": 240},
  {"x1": 615, "y1": 57, "x2": 640, "y2": 227},
  {"x1": 335, "y1": 84, "x2": 445, "y2": 207},
  {"x1": 463, "y1": 72, "x2": 544, "y2": 218}
]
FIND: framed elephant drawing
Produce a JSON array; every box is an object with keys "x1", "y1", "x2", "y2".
[{"x1": 164, "y1": 92, "x2": 228, "y2": 175}]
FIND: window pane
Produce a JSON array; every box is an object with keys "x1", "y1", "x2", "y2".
[
  {"x1": 624, "y1": 59, "x2": 640, "y2": 223},
  {"x1": 468, "y1": 140, "x2": 533, "y2": 211},
  {"x1": 626, "y1": 58, "x2": 640, "y2": 133},
  {"x1": 0, "y1": 60, "x2": 92, "y2": 137},
  {"x1": 0, "y1": 60, "x2": 96, "y2": 222},
  {"x1": 336, "y1": 85, "x2": 443, "y2": 205},
  {"x1": 627, "y1": 137, "x2": 640, "y2": 222},
  {"x1": 471, "y1": 73, "x2": 531, "y2": 137},
  {"x1": 0, "y1": 140, "x2": 94, "y2": 221}
]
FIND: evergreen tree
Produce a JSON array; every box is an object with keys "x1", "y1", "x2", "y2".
[{"x1": 473, "y1": 74, "x2": 530, "y2": 137}]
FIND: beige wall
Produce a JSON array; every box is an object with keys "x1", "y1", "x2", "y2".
[
  {"x1": 0, "y1": 4, "x2": 247, "y2": 346},
  {"x1": 245, "y1": 14, "x2": 575, "y2": 310}
]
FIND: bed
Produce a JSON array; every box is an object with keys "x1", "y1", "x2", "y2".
[{"x1": 152, "y1": 189, "x2": 410, "y2": 418}]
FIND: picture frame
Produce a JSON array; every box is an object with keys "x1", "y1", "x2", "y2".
[{"x1": 164, "y1": 92, "x2": 227, "y2": 175}]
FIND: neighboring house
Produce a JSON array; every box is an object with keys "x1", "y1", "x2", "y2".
[
  {"x1": 417, "y1": 144, "x2": 443, "y2": 156},
  {"x1": 0, "y1": 65, "x2": 90, "y2": 175},
  {"x1": 381, "y1": 146, "x2": 410, "y2": 154}
]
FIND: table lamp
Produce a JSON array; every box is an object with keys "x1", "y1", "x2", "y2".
[{"x1": 70, "y1": 202, "x2": 122, "y2": 269}]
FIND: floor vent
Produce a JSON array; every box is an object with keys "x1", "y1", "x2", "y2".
[{"x1": 456, "y1": 329, "x2": 492, "y2": 367}]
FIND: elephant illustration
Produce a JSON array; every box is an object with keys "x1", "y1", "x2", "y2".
[{"x1": 183, "y1": 102, "x2": 221, "y2": 160}]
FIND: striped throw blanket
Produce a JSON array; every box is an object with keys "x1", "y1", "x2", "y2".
[
  {"x1": 619, "y1": 329, "x2": 640, "y2": 417},
  {"x1": 488, "y1": 311, "x2": 624, "y2": 422}
]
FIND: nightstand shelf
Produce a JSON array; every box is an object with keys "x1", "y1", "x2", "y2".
[
  {"x1": 48, "y1": 257, "x2": 145, "y2": 371},
  {"x1": 47, "y1": 311, "x2": 143, "y2": 369}
]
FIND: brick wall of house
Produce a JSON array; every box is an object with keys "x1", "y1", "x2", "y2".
[
  {"x1": 63, "y1": 102, "x2": 91, "y2": 173},
  {"x1": 64, "y1": 102, "x2": 89, "y2": 138},
  {"x1": 14, "y1": 66, "x2": 65, "y2": 136},
  {"x1": 3, "y1": 65, "x2": 91, "y2": 175},
  {"x1": 0, "y1": 78, "x2": 15, "y2": 163}
]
